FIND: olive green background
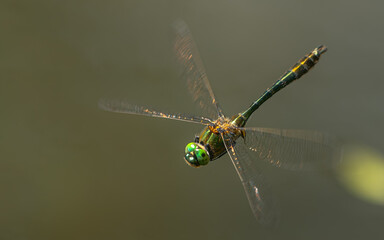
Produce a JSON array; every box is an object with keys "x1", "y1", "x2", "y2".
[{"x1": 1, "y1": 0, "x2": 384, "y2": 239}]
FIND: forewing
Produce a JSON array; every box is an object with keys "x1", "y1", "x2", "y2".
[
  {"x1": 173, "y1": 20, "x2": 224, "y2": 119},
  {"x1": 239, "y1": 127, "x2": 341, "y2": 170},
  {"x1": 99, "y1": 99, "x2": 212, "y2": 125},
  {"x1": 221, "y1": 133, "x2": 278, "y2": 225}
]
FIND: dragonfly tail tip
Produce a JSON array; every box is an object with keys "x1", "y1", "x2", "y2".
[{"x1": 316, "y1": 45, "x2": 327, "y2": 55}]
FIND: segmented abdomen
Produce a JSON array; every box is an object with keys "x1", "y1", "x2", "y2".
[{"x1": 290, "y1": 45, "x2": 327, "y2": 78}]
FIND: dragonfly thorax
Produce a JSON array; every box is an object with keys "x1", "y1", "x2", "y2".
[
  {"x1": 207, "y1": 116, "x2": 245, "y2": 140},
  {"x1": 209, "y1": 117, "x2": 237, "y2": 134},
  {"x1": 184, "y1": 142, "x2": 210, "y2": 168}
]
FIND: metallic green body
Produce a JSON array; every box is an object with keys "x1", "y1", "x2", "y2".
[
  {"x1": 198, "y1": 114, "x2": 247, "y2": 160},
  {"x1": 198, "y1": 125, "x2": 226, "y2": 160}
]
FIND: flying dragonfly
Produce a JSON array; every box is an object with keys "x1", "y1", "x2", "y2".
[{"x1": 99, "y1": 21, "x2": 336, "y2": 225}]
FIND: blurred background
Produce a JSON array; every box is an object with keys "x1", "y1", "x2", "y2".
[{"x1": 1, "y1": 0, "x2": 384, "y2": 239}]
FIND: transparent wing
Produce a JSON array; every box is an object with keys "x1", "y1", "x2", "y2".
[
  {"x1": 239, "y1": 127, "x2": 341, "y2": 170},
  {"x1": 173, "y1": 20, "x2": 224, "y2": 119},
  {"x1": 221, "y1": 133, "x2": 278, "y2": 226},
  {"x1": 99, "y1": 99, "x2": 212, "y2": 125}
]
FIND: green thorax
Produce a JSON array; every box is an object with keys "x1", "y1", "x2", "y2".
[{"x1": 198, "y1": 113, "x2": 248, "y2": 160}]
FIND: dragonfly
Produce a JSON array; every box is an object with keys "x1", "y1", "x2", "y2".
[{"x1": 99, "y1": 21, "x2": 336, "y2": 225}]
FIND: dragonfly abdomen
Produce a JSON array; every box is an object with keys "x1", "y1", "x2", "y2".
[
  {"x1": 290, "y1": 45, "x2": 327, "y2": 79},
  {"x1": 242, "y1": 45, "x2": 327, "y2": 120}
]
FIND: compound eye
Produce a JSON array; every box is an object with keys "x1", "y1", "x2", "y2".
[
  {"x1": 184, "y1": 153, "x2": 199, "y2": 167},
  {"x1": 195, "y1": 149, "x2": 210, "y2": 166},
  {"x1": 185, "y1": 142, "x2": 197, "y2": 154}
]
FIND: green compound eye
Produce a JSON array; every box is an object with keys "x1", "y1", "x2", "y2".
[
  {"x1": 195, "y1": 149, "x2": 210, "y2": 166},
  {"x1": 184, "y1": 153, "x2": 198, "y2": 166},
  {"x1": 185, "y1": 142, "x2": 197, "y2": 154},
  {"x1": 184, "y1": 142, "x2": 210, "y2": 168}
]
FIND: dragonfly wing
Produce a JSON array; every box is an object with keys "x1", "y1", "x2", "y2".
[
  {"x1": 99, "y1": 99, "x2": 212, "y2": 125},
  {"x1": 221, "y1": 133, "x2": 278, "y2": 225},
  {"x1": 238, "y1": 127, "x2": 342, "y2": 170},
  {"x1": 173, "y1": 20, "x2": 224, "y2": 119}
]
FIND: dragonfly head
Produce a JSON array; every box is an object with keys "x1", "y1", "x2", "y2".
[{"x1": 184, "y1": 142, "x2": 210, "y2": 168}]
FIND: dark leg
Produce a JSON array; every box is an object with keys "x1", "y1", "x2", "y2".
[{"x1": 205, "y1": 144, "x2": 214, "y2": 161}]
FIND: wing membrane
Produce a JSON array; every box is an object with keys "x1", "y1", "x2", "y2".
[
  {"x1": 221, "y1": 133, "x2": 277, "y2": 225},
  {"x1": 239, "y1": 127, "x2": 341, "y2": 170},
  {"x1": 99, "y1": 99, "x2": 212, "y2": 125},
  {"x1": 173, "y1": 20, "x2": 224, "y2": 119}
]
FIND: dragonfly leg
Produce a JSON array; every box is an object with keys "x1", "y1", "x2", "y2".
[
  {"x1": 240, "y1": 129, "x2": 246, "y2": 144},
  {"x1": 194, "y1": 136, "x2": 200, "y2": 143},
  {"x1": 205, "y1": 144, "x2": 214, "y2": 160}
]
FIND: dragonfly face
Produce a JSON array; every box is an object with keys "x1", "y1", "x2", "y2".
[{"x1": 184, "y1": 142, "x2": 210, "y2": 167}]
